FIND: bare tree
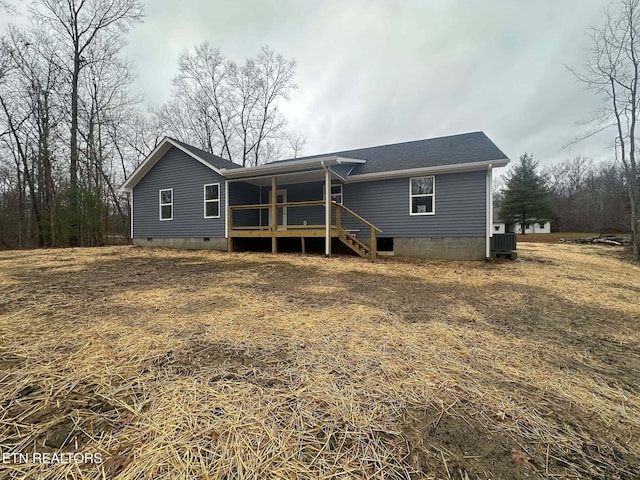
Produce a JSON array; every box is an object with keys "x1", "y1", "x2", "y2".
[
  {"x1": 0, "y1": 1, "x2": 15, "y2": 13},
  {"x1": 76, "y1": 34, "x2": 140, "y2": 245},
  {"x1": 175, "y1": 44, "x2": 234, "y2": 159},
  {"x1": 155, "y1": 44, "x2": 299, "y2": 166},
  {"x1": 0, "y1": 3, "x2": 145, "y2": 249},
  {"x1": 230, "y1": 47, "x2": 296, "y2": 166},
  {"x1": 571, "y1": 0, "x2": 640, "y2": 258},
  {"x1": 33, "y1": 0, "x2": 143, "y2": 246},
  {"x1": 116, "y1": 111, "x2": 162, "y2": 171},
  {"x1": 285, "y1": 131, "x2": 307, "y2": 159},
  {"x1": 544, "y1": 157, "x2": 627, "y2": 232},
  {"x1": 0, "y1": 25, "x2": 65, "y2": 247}
]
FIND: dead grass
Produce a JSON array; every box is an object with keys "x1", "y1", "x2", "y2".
[{"x1": 0, "y1": 244, "x2": 639, "y2": 479}]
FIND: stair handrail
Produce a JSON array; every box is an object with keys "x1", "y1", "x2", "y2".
[
  {"x1": 333, "y1": 201, "x2": 381, "y2": 260},
  {"x1": 332, "y1": 202, "x2": 382, "y2": 232}
]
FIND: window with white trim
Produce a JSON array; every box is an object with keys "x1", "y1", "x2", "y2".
[
  {"x1": 410, "y1": 176, "x2": 435, "y2": 215},
  {"x1": 323, "y1": 184, "x2": 343, "y2": 204},
  {"x1": 331, "y1": 184, "x2": 343, "y2": 204},
  {"x1": 159, "y1": 189, "x2": 173, "y2": 220},
  {"x1": 204, "y1": 183, "x2": 220, "y2": 218}
]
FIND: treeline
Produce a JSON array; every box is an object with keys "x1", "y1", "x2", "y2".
[
  {"x1": 543, "y1": 157, "x2": 629, "y2": 233},
  {"x1": 0, "y1": 0, "x2": 148, "y2": 249},
  {"x1": 494, "y1": 155, "x2": 630, "y2": 234},
  {"x1": 1, "y1": 2, "x2": 634, "y2": 250},
  {"x1": 0, "y1": 1, "x2": 303, "y2": 250}
]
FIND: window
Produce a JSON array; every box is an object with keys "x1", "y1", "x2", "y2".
[
  {"x1": 539, "y1": 222, "x2": 545, "y2": 229},
  {"x1": 204, "y1": 183, "x2": 220, "y2": 218},
  {"x1": 494, "y1": 226, "x2": 500, "y2": 232},
  {"x1": 524, "y1": 223, "x2": 530, "y2": 229},
  {"x1": 323, "y1": 184, "x2": 343, "y2": 204},
  {"x1": 159, "y1": 189, "x2": 173, "y2": 220},
  {"x1": 410, "y1": 176, "x2": 435, "y2": 215},
  {"x1": 331, "y1": 184, "x2": 343, "y2": 204}
]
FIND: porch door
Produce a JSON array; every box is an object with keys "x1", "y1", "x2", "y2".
[{"x1": 269, "y1": 189, "x2": 287, "y2": 228}]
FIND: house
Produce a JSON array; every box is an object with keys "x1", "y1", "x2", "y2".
[
  {"x1": 493, "y1": 221, "x2": 551, "y2": 234},
  {"x1": 119, "y1": 131, "x2": 510, "y2": 260}
]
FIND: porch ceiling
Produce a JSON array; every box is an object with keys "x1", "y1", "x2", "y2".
[
  {"x1": 229, "y1": 169, "x2": 340, "y2": 187},
  {"x1": 221, "y1": 155, "x2": 365, "y2": 179}
]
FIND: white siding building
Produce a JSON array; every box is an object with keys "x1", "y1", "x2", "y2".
[{"x1": 493, "y1": 221, "x2": 551, "y2": 234}]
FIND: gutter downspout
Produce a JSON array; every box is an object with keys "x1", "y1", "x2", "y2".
[
  {"x1": 130, "y1": 190, "x2": 134, "y2": 241},
  {"x1": 321, "y1": 161, "x2": 331, "y2": 257},
  {"x1": 486, "y1": 163, "x2": 493, "y2": 260},
  {"x1": 224, "y1": 181, "x2": 229, "y2": 240}
]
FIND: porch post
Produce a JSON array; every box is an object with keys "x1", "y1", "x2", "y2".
[
  {"x1": 325, "y1": 167, "x2": 331, "y2": 257},
  {"x1": 226, "y1": 181, "x2": 232, "y2": 252},
  {"x1": 271, "y1": 176, "x2": 278, "y2": 253},
  {"x1": 227, "y1": 206, "x2": 233, "y2": 252}
]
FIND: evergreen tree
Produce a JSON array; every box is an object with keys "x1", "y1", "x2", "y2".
[{"x1": 499, "y1": 153, "x2": 554, "y2": 234}]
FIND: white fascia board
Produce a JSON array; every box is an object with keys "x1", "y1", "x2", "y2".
[
  {"x1": 221, "y1": 155, "x2": 366, "y2": 178},
  {"x1": 118, "y1": 137, "x2": 223, "y2": 193},
  {"x1": 345, "y1": 159, "x2": 509, "y2": 183},
  {"x1": 167, "y1": 139, "x2": 224, "y2": 176},
  {"x1": 335, "y1": 156, "x2": 366, "y2": 164}
]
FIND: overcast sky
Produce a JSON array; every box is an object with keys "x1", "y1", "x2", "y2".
[{"x1": 4, "y1": 0, "x2": 615, "y2": 168}]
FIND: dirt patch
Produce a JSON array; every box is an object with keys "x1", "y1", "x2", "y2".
[
  {"x1": 152, "y1": 336, "x2": 290, "y2": 387},
  {"x1": 2, "y1": 381, "x2": 128, "y2": 455},
  {"x1": 404, "y1": 406, "x2": 537, "y2": 479},
  {"x1": 0, "y1": 351, "x2": 26, "y2": 370}
]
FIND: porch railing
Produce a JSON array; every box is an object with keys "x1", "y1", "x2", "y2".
[
  {"x1": 334, "y1": 202, "x2": 382, "y2": 259},
  {"x1": 228, "y1": 200, "x2": 326, "y2": 231},
  {"x1": 227, "y1": 200, "x2": 382, "y2": 259}
]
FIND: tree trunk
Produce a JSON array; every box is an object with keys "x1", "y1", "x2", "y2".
[
  {"x1": 629, "y1": 184, "x2": 640, "y2": 257},
  {"x1": 69, "y1": 52, "x2": 80, "y2": 247}
]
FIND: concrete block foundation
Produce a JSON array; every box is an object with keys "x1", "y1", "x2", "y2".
[
  {"x1": 393, "y1": 236, "x2": 486, "y2": 261},
  {"x1": 133, "y1": 237, "x2": 227, "y2": 251},
  {"x1": 132, "y1": 236, "x2": 486, "y2": 260}
]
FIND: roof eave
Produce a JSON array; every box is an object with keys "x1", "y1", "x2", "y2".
[
  {"x1": 345, "y1": 158, "x2": 509, "y2": 183},
  {"x1": 118, "y1": 138, "x2": 171, "y2": 193},
  {"x1": 221, "y1": 156, "x2": 366, "y2": 178},
  {"x1": 118, "y1": 137, "x2": 224, "y2": 193}
]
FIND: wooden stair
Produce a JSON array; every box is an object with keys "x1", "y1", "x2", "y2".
[{"x1": 338, "y1": 230, "x2": 372, "y2": 258}]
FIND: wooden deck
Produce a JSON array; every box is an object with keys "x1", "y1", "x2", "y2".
[
  {"x1": 229, "y1": 226, "x2": 341, "y2": 238},
  {"x1": 227, "y1": 199, "x2": 381, "y2": 259}
]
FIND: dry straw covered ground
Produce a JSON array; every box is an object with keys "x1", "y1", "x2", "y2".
[{"x1": 0, "y1": 244, "x2": 638, "y2": 479}]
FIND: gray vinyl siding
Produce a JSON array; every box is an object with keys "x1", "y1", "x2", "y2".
[
  {"x1": 229, "y1": 181, "x2": 260, "y2": 227},
  {"x1": 260, "y1": 182, "x2": 326, "y2": 226},
  {"x1": 133, "y1": 146, "x2": 226, "y2": 238},
  {"x1": 252, "y1": 172, "x2": 486, "y2": 236},
  {"x1": 342, "y1": 170, "x2": 486, "y2": 238},
  {"x1": 133, "y1": 148, "x2": 487, "y2": 240}
]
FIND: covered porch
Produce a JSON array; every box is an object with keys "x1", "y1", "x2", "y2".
[{"x1": 222, "y1": 159, "x2": 381, "y2": 259}]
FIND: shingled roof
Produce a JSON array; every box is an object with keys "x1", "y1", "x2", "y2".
[
  {"x1": 168, "y1": 137, "x2": 241, "y2": 171},
  {"x1": 120, "y1": 132, "x2": 508, "y2": 193},
  {"x1": 270, "y1": 131, "x2": 508, "y2": 175}
]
